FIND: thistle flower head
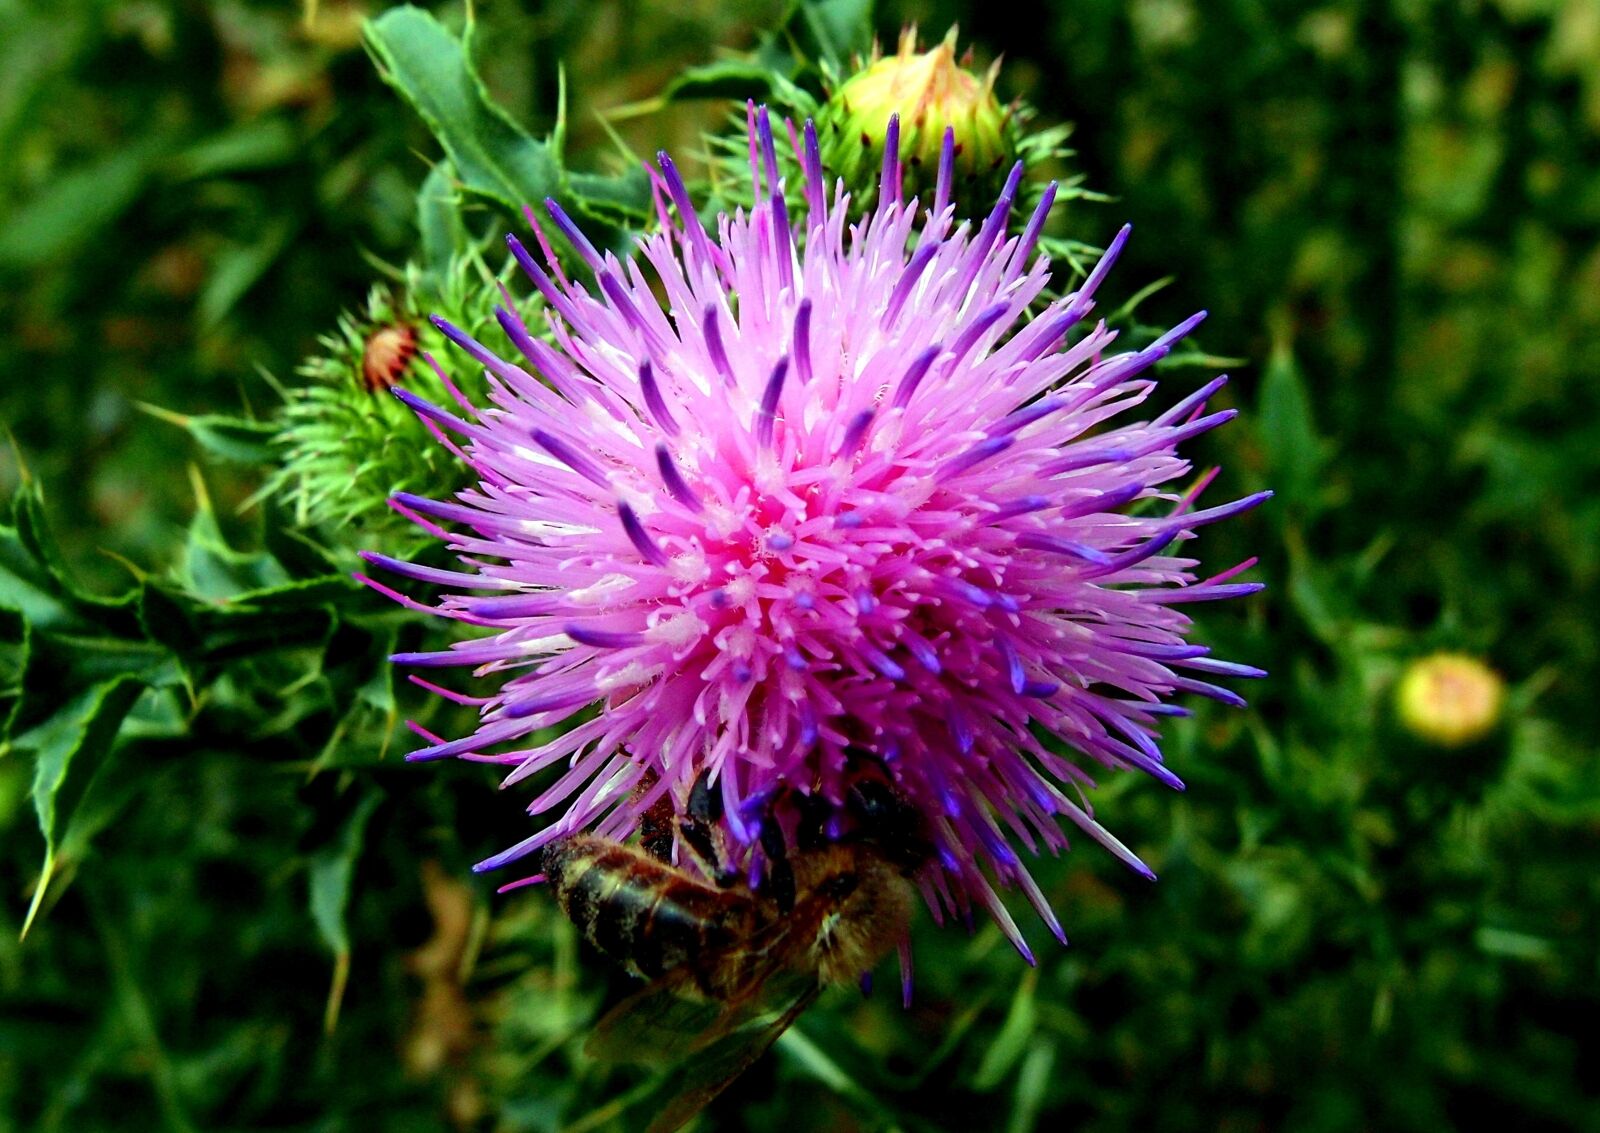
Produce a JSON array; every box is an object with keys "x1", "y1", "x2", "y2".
[{"x1": 367, "y1": 108, "x2": 1267, "y2": 958}]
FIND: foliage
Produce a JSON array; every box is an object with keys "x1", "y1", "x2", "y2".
[{"x1": 2, "y1": 1, "x2": 1598, "y2": 1131}]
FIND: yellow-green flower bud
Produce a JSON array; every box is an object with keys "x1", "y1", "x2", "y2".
[
  {"x1": 1394, "y1": 653, "x2": 1505, "y2": 747},
  {"x1": 819, "y1": 27, "x2": 1015, "y2": 208}
]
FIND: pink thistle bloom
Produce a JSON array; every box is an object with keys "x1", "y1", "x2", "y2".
[{"x1": 363, "y1": 106, "x2": 1267, "y2": 960}]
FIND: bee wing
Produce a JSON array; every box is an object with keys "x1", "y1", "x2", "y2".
[
  {"x1": 584, "y1": 956, "x2": 824, "y2": 1133},
  {"x1": 584, "y1": 958, "x2": 816, "y2": 1059},
  {"x1": 584, "y1": 967, "x2": 732, "y2": 1065},
  {"x1": 582, "y1": 883, "x2": 835, "y2": 1131},
  {"x1": 642, "y1": 975, "x2": 823, "y2": 1133}
]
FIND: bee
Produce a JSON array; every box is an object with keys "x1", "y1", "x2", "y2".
[{"x1": 542, "y1": 772, "x2": 930, "y2": 1133}]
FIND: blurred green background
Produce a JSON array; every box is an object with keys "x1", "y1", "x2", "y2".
[{"x1": 2, "y1": 1, "x2": 1598, "y2": 1131}]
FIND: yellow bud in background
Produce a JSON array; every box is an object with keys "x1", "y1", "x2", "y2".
[
  {"x1": 1395, "y1": 653, "x2": 1505, "y2": 747},
  {"x1": 819, "y1": 27, "x2": 1015, "y2": 207}
]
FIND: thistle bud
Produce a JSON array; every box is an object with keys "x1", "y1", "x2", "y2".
[
  {"x1": 1395, "y1": 653, "x2": 1505, "y2": 748},
  {"x1": 819, "y1": 27, "x2": 1015, "y2": 208},
  {"x1": 265, "y1": 269, "x2": 526, "y2": 550}
]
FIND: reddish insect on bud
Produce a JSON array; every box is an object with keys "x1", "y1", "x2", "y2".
[{"x1": 361, "y1": 322, "x2": 420, "y2": 393}]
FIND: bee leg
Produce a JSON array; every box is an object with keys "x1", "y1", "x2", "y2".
[
  {"x1": 680, "y1": 769, "x2": 743, "y2": 886},
  {"x1": 636, "y1": 773, "x2": 675, "y2": 863},
  {"x1": 760, "y1": 820, "x2": 796, "y2": 915},
  {"x1": 677, "y1": 816, "x2": 717, "y2": 873},
  {"x1": 677, "y1": 815, "x2": 742, "y2": 889},
  {"x1": 792, "y1": 789, "x2": 832, "y2": 853},
  {"x1": 766, "y1": 855, "x2": 797, "y2": 916},
  {"x1": 686, "y1": 768, "x2": 724, "y2": 823},
  {"x1": 847, "y1": 778, "x2": 935, "y2": 872}
]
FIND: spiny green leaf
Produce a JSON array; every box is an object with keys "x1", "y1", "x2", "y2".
[
  {"x1": 0, "y1": 504, "x2": 71, "y2": 632},
  {"x1": 308, "y1": 788, "x2": 382, "y2": 1031},
  {"x1": 786, "y1": 0, "x2": 874, "y2": 75},
  {"x1": 662, "y1": 59, "x2": 779, "y2": 103},
  {"x1": 567, "y1": 166, "x2": 653, "y2": 228},
  {"x1": 24, "y1": 677, "x2": 147, "y2": 843},
  {"x1": 1258, "y1": 339, "x2": 1327, "y2": 519},
  {"x1": 972, "y1": 968, "x2": 1038, "y2": 1091},
  {"x1": 774, "y1": 1024, "x2": 901, "y2": 1125},
  {"x1": 417, "y1": 161, "x2": 468, "y2": 287},
  {"x1": 144, "y1": 581, "x2": 343, "y2": 672},
  {"x1": 177, "y1": 487, "x2": 292, "y2": 601},
  {"x1": 182, "y1": 416, "x2": 278, "y2": 465},
  {"x1": 0, "y1": 484, "x2": 140, "y2": 635},
  {"x1": 0, "y1": 606, "x2": 24, "y2": 726},
  {"x1": 1008, "y1": 1037, "x2": 1057, "y2": 1133},
  {"x1": 168, "y1": 117, "x2": 299, "y2": 181},
  {"x1": 311, "y1": 621, "x2": 403, "y2": 769},
  {"x1": 308, "y1": 788, "x2": 382, "y2": 958},
  {"x1": 9, "y1": 631, "x2": 175, "y2": 738},
  {"x1": 141, "y1": 405, "x2": 278, "y2": 465},
  {"x1": 20, "y1": 675, "x2": 145, "y2": 937},
  {"x1": 0, "y1": 144, "x2": 160, "y2": 271},
  {"x1": 364, "y1": 7, "x2": 564, "y2": 219},
  {"x1": 197, "y1": 215, "x2": 297, "y2": 329}
]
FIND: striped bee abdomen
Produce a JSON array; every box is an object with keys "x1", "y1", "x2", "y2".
[{"x1": 543, "y1": 836, "x2": 756, "y2": 980}]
